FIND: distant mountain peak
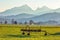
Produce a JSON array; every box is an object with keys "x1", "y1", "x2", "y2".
[
  {"x1": 36, "y1": 7, "x2": 40, "y2": 10},
  {"x1": 40, "y1": 6, "x2": 50, "y2": 10},
  {"x1": 0, "y1": 5, "x2": 34, "y2": 16},
  {"x1": 20, "y1": 5, "x2": 30, "y2": 8},
  {"x1": 36, "y1": 6, "x2": 50, "y2": 11},
  {"x1": 41, "y1": 6, "x2": 49, "y2": 9},
  {"x1": 20, "y1": 4, "x2": 29, "y2": 7},
  {"x1": 19, "y1": 5, "x2": 33, "y2": 10}
]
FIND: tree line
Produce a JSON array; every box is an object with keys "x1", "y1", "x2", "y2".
[{"x1": 0, "y1": 19, "x2": 35, "y2": 25}]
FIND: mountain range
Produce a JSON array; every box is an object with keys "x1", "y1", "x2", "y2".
[
  {"x1": 0, "y1": 5, "x2": 33, "y2": 16},
  {"x1": 0, "y1": 5, "x2": 60, "y2": 25},
  {"x1": 18, "y1": 12, "x2": 60, "y2": 23},
  {"x1": 0, "y1": 5, "x2": 55, "y2": 16}
]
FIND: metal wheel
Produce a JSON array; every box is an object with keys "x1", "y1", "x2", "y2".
[
  {"x1": 27, "y1": 33, "x2": 30, "y2": 35},
  {"x1": 22, "y1": 32, "x2": 25, "y2": 35}
]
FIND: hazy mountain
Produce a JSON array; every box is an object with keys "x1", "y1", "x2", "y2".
[
  {"x1": 54, "y1": 8, "x2": 60, "y2": 12},
  {"x1": 36, "y1": 6, "x2": 50, "y2": 11},
  {"x1": 18, "y1": 12, "x2": 60, "y2": 24},
  {"x1": 0, "y1": 13, "x2": 35, "y2": 24},
  {"x1": 30, "y1": 12, "x2": 60, "y2": 22},
  {"x1": 0, "y1": 5, "x2": 60, "y2": 25},
  {"x1": 0, "y1": 13, "x2": 35, "y2": 19},
  {"x1": 0, "y1": 12, "x2": 60, "y2": 24},
  {"x1": 0, "y1": 5, "x2": 60, "y2": 16},
  {"x1": 0, "y1": 5, "x2": 54, "y2": 16},
  {"x1": 34, "y1": 6, "x2": 53, "y2": 15},
  {"x1": 0, "y1": 5, "x2": 33, "y2": 16}
]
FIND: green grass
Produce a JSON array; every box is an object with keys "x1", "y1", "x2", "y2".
[
  {"x1": 51, "y1": 32, "x2": 60, "y2": 35},
  {"x1": 7, "y1": 34, "x2": 31, "y2": 38},
  {"x1": 0, "y1": 24, "x2": 60, "y2": 40}
]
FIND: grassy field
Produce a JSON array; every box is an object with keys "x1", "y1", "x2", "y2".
[{"x1": 0, "y1": 24, "x2": 60, "y2": 40}]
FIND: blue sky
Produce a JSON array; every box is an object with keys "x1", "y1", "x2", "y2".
[{"x1": 0, "y1": 0, "x2": 60, "y2": 12}]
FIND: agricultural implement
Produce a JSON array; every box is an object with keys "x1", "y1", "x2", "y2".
[{"x1": 21, "y1": 25, "x2": 48, "y2": 36}]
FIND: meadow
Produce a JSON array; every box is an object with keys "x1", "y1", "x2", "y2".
[{"x1": 0, "y1": 24, "x2": 60, "y2": 40}]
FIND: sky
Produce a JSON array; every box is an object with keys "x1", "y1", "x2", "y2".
[{"x1": 0, "y1": 0, "x2": 60, "y2": 12}]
